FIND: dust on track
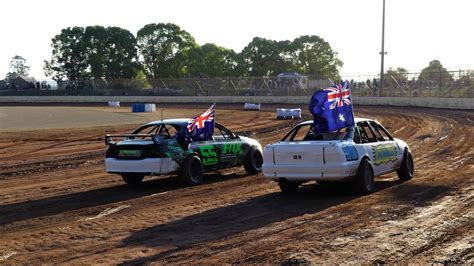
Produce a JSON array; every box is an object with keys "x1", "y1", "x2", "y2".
[{"x1": 0, "y1": 106, "x2": 472, "y2": 264}]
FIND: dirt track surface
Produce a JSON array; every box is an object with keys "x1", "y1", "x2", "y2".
[{"x1": 0, "y1": 106, "x2": 473, "y2": 264}]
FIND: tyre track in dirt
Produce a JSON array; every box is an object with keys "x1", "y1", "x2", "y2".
[{"x1": 0, "y1": 106, "x2": 472, "y2": 264}]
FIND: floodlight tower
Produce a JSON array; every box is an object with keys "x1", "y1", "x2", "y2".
[{"x1": 379, "y1": 0, "x2": 386, "y2": 96}]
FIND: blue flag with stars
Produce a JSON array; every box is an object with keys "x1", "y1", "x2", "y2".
[{"x1": 308, "y1": 80, "x2": 355, "y2": 133}]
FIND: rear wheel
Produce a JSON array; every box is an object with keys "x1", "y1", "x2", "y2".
[
  {"x1": 278, "y1": 179, "x2": 301, "y2": 194},
  {"x1": 179, "y1": 155, "x2": 204, "y2": 185},
  {"x1": 243, "y1": 146, "x2": 263, "y2": 174},
  {"x1": 354, "y1": 158, "x2": 374, "y2": 194},
  {"x1": 397, "y1": 151, "x2": 414, "y2": 180},
  {"x1": 121, "y1": 174, "x2": 145, "y2": 185}
]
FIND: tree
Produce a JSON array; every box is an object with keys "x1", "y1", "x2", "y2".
[
  {"x1": 44, "y1": 26, "x2": 140, "y2": 90},
  {"x1": 137, "y1": 23, "x2": 196, "y2": 79},
  {"x1": 240, "y1": 37, "x2": 282, "y2": 76},
  {"x1": 84, "y1": 26, "x2": 140, "y2": 80},
  {"x1": 185, "y1": 43, "x2": 241, "y2": 77},
  {"x1": 384, "y1": 67, "x2": 408, "y2": 88},
  {"x1": 43, "y1": 26, "x2": 89, "y2": 84},
  {"x1": 291, "y1": 35, "x2": 342, "y2": 79},
  {"x1": 418, "y1": 60, "x2": 453, "y2": 87},
  {"x1": 5, "y1": 55, "x2": 30, "y2": 81}
]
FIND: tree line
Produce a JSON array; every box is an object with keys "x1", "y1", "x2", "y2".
[{"x1": 42, "y1": 23, "x2": 343, "y2": 89}]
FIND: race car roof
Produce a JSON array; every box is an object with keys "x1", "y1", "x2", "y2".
[
  {"x1": 145, "y1": 118, "x2": 190, "y2": 127},
  {"x1": 298, "y1": 117, "x2": 374, "y2": 126}
]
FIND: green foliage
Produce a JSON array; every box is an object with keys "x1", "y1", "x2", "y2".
[
  {"x1": 291, "y1": 35, "x2": 342, "y2": 79},
  {"x1": 44, "y1": 22, "x2": 343, "y2": 90},
  {"x1": 384, "y1": 67, "x2": 408, "y2": 88},
  {"x1": 185, "y1": 43, "x2": 241, "y2": 77},
  {"x1": 84, "y1": 26, "x2": 139, "y2": 80},
  {"x1": 5, "y1": 55, "x2": 31, "y2": 81},
  {"x1": 418, "y1": 60, "x2": 453, "y2": 87},
  {"x1": 44, "y1": 27, "x2": 89, "y2": 83},
  {"x1": 240, "y1": 37, "x2": 283, "y2": 76},
  {"x1": 137, "y1": 23, "x2": 196, "y2": 79},
  {"x1": 44, "y1": 26, "x2": 139, "y2": 85},
  {"x1": 239, "y1": 35, "x2": 342, "y2": 78}
]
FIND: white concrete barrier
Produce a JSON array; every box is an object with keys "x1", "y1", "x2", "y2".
[
  {"x1": 107, "y1": 101, "x2": 120, "y2": 107},
  {"x1": 276, "y1": 108, "x2": 302, "y2": 119},
  {"x1": 244, "y1": 103, "x2": 261, "y2": 111}
]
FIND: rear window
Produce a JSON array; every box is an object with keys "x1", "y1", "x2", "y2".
[
  {"x1": 281, "y1": 124, "x2": 351, "y2": 141},
  {"x1": 133, "y1": 124, "x2": 183, "y2": 138}
]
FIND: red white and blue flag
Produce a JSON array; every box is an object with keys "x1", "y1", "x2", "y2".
[
  {"x1": 308, "y1": 80, "x2": 355, "y2": 133},
  {"x1": 187, "y1": 103, "x2": 215, "y2": 135},
  {"x1": 176, "y1": 104, "x2": 216, "y2": 149}
]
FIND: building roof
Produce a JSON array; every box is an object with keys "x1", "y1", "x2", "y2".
[{"x1": 17, "y1": 75, "x2": 36, "y2": 83}]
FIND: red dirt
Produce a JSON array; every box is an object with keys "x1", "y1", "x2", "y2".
[{"x1": 0, "y1": 105, "x2": 472, "y2": 264}]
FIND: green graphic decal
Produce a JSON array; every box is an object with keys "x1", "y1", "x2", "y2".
[
  {"x1": 118, "y1": 150, "x2": 142, "y2": 157},
  {"x1": 222, "y1": 143, "x2": 243, "y2": 155},
  {"x1": 199, "y1": 145, "x2": 218, "y2": 166},
  {"x1": 373, "y1": 144, "x2": 397, "y2": 166}
]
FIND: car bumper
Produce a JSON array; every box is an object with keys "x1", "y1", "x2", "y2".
[
  {"x1": 262, "y1": 161, "x2": 359, "y2": 182},
  {"x1": 105, "y1": 158, "x2": 179, "y2": 175}
]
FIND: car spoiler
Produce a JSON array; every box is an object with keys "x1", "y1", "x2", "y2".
[{"x1": 105, "y1": 134, "x2": 155, "y2": 145}]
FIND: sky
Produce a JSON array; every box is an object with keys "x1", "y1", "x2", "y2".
[{"x1": 0, "y1": 0, "x2": 473, "y2": 80}]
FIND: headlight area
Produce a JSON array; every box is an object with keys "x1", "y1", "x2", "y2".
[{"x1": 342, "y1": 146, "x2": 359, "y2": 161}]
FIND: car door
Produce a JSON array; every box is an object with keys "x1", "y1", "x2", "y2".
[
  {"x1": 369, "y1": 121, "x2": 400, "y2": 172},
  {"x1": 356, "y1": 121, "x2": 386, "y2": 176},
  {"x1": 213, "y1": 124, "x2": 245, "y2": 168}
]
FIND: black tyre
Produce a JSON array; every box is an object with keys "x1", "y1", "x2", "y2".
[
  {"x1": 179, "y1": 155, "x2": 204, "y2": 185},
  {"x1": 243, "y1": 146, "x2": 263, "y2": 174},
  {"x1": 278, "y1": 179, "x2": 301, "y2": 194},
  {"x1": 354, "y1": 158, "x2": 375, "y2": 194},
  {"x1": 121, "y1": 174, "x2": 145, "y2": 185},
  {"x1": 397, "y1": 151, "x2": 414, "y2": 181}
]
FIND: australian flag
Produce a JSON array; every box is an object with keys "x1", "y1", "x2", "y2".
[
  {"x1": 308, "y1": 80, "x2": 355, "y2": 133},
  {"x1": 177, "y1": 104, "x2": 215, "y2": 150}
]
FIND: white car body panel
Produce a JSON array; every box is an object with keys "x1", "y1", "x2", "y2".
[
  {"x1": 262, "y1": 119, "x2": 410, "y2": 183},
  {"x1": 106, "y1": 157, "x2": 179, "y2": 174}
]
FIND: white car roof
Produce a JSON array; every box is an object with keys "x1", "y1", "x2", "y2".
[{"x1": 297, "y1": 117, "x2": 375, "y2": 126}]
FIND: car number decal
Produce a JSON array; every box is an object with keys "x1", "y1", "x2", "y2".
[
  {"x1": 373, "y1": 143, "x2": 397, "y2": 166},
  {"x1": 199, "y1": 145, "x2": 218, "y2": 166}
]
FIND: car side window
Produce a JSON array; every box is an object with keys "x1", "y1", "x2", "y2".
[
  {"x1": 358, "y1": 122, "x2": 378, "y2": 143},
  {"x1": 371, "y1": 122, "x2": 393, "y2": 141},
  {"x1": 291, "y1": 124, "x2": 312, "y2": 141},
  {"x1": 369, "y1": 121, "x2": 386, "y2": 141},
  {"x1": 354, "y1": 126, "x2": 362, "y2": 143},
  {"x1": 214, "y1": 124, "x2": 234, "y2": 141}
]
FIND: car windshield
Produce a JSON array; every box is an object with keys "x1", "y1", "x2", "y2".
[
  {"x1": 133, "y1": 123, "x2": 183, "y2": 139},
  {"x1": 281, "y1": 124, "x2": 353, "y2": 141}
]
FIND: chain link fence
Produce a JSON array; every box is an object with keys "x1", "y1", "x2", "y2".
[{"x1": 1, "y1": 70, "x2": 473, "y2": 97}]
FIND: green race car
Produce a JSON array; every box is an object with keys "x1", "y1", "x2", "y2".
[{"x1": 105, "y1": 119, "x2": 263, "y2": 185}]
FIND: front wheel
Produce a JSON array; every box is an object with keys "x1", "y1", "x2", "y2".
[
  {"x1": 243, "y1": 146, "x2": 263, "y2": 174},
  {"x1": 397, "y1": 151, "x2": 414, "y2": 181},
  {"x1": 179, "y1": 155, "x2": 204, "y2": 185},
  {"x1": 354, "y1": 158, "x2": 374, "y2": 195},
  {"x1": 121, "y1": 174, "x2": 145, "y2": 186},
  {"x1": 278, "y1": 179, "x2": 301, "y2": 194}
]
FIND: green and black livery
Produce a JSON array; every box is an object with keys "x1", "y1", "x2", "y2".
[{"x1": 105, "y1": 119, "x2": 263, "y2": 185}]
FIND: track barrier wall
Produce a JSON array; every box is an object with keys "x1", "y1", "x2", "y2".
[{"x1": 0, "y1": 96, "x2": 472, "y2": 110}]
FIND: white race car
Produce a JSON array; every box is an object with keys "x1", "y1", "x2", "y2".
[{"x1": 262, "y1": 118, "x2": 414, "y2": 194}]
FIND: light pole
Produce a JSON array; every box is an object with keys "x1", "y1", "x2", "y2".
[{"x1": 380, "y1": 0, "x2": 386, "y2": 96}]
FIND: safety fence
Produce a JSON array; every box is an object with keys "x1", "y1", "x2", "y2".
[{"x1": 1, "y1": 70, "x2": 472, "y2": 98}]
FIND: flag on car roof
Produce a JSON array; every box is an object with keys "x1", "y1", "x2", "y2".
[
  {"x1": 308, "y1": 80, "x2": 355, "y2": 133},
  {"x1": 187, "y1": 103, "x2": 215, "y2": 141},
  {"x1": 177, "y1": 103, "x2": 216, "y2": 150}
]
